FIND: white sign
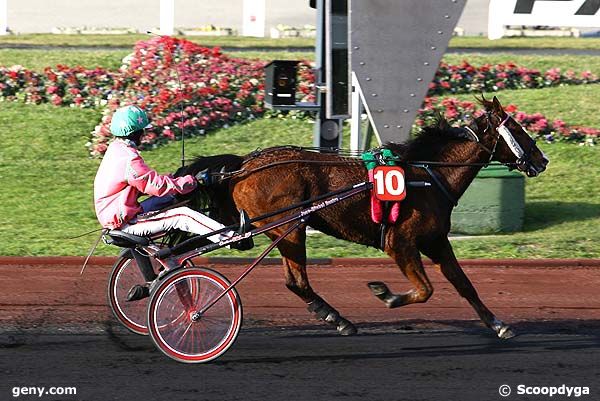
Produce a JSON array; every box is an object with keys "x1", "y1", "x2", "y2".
[
  {"x1": 242, "y1": 0, "x2": 266, "y2": 37},
  {"x1": 159, "y1": 0, "x2": 175, "y2": 36},
  {"x1": 489, "y1": 0, "x2": 600, "y2": 39},
  {"x1": 1, "y1": 0, "x2": 7, "y2": 35}
]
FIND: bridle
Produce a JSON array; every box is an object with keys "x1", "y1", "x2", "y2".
[{"x1": 465, "y1": 111, "x2": 540, "y2": 172}]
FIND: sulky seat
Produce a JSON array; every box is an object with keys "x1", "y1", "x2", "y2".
[{"x1": 105, "y1": 230, "x2": 150, "y2": 248}]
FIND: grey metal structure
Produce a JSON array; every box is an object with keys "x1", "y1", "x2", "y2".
[
  {"x1": 350, "y1": 0, "x2": 466, "y2": 145},
  {"x1": 265, "y1": 0, "x2": 466, "y2": 150}
]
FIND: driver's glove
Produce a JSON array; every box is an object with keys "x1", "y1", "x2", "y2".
[{"x1": 195, "y1": 169, "x2": 212, "y2": 186}]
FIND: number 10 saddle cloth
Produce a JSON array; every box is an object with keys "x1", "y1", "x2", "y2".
[{"x1": 361, "y1": 149, "x2": 404, "y2": 225}]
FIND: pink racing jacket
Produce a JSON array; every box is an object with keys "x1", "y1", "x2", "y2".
[{"x1": 94, "y1": 139, "x2": 197, "y2": 229}]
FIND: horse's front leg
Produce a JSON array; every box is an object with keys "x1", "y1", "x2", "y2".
[
  {"x1": 368, "y1": 240, "x2": 434, "y2": 308},
  {"x1": 269, "y1": 227, "x2": 357, "y2": 336},
  {"x1": 420, "y1": 236, "x2": 515, "y2": 339}
]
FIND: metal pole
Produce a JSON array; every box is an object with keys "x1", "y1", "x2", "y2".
[
  {"x1": 350, "y1": 72, "x2": 363, "y2": 151},
  {"x1": 313, "y1": 0, "x2": 325, "y2": 147}
]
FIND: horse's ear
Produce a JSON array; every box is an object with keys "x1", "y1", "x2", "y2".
[
  {"x1": 476, "y1": 93, "x2": 493, "y2": 111},
  {"x1": 492, "y1": 96, "x2": 504, "y2": 113}
]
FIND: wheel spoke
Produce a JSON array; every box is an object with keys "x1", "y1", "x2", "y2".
[
  {"x1": 109, "y1": 256, "x2": 156, "y2": 335},
  {"x1": 148, "y1": 268, "x2": 242, "y2": 363}
]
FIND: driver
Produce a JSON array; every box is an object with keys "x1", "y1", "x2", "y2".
[{"x1": 94, "y1": 105, "x2": 252, "y2": 300}]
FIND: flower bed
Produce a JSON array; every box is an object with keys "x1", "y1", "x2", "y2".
[
  {"x1": 1, "y1": 37, "x2": 599, "y2": 153},
  {"x1": 415, "y1": 97, "x2": 598, "y2": 145},
  {"x1": 88, "y1": 36, "x2": 270, "y2": 156},
  {"x1": 429, "y1": 61, "x2": 598, "y2": 95},
  {"x1": 0, "y1": 65, "x2": 117, "y2": 107}
]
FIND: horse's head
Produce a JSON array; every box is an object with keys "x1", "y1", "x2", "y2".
[{"x1": 475, "y1": 96, "x2": 549, "y2": 177}]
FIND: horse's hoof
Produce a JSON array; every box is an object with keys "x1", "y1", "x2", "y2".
[
  {"x1": 337, "y1": 320, "x2": 357, "y2": 336},
  {"x1": 368, "y1": 281, "x2": 390, "y2": 298},
  {"x1": 367, "y1": 282, "x2": 402, "y2": 308},
  {"x1": 498, "y1": 325, "x2": 516, "y2": 340}
]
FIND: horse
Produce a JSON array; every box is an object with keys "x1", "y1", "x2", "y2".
[{"x1": 176, "y1": 96, "x2": 549, "y2": 339}]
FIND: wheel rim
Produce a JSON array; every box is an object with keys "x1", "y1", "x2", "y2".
[
  {"x1": 109, "y1": 258, "x2": 152, "y2": 335},
  {"x1": 149, "y1": 269, "x2": 241, "y2": 362}
]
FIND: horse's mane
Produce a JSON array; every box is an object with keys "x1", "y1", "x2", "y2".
[
  {"x1": 176, "y1": 115, "x2": 471, "y2": 178},
  {"x1": 175, "y1": 153, "x2": 245, "y2": 177},
  {"x1": 385, "y1": 115, "x2": 469, "y2": 161}
]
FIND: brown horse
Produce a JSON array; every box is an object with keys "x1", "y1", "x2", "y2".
[{"x1": 177, "y1": 96, "x2": 548, "y2": 339}]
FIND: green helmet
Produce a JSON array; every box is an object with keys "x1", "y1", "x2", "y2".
[{"x1": 110, "y1": 105, "x2": 152, "y2": 137}]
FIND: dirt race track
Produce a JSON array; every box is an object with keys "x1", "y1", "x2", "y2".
[
  {"x1": 1, "y1": 257, "x2": 600, "y2": 328},
  {"x1": 1, "y1": 257, "x2": 600, "y2": 401}
]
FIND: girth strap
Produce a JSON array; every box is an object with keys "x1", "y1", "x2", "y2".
[{"x1": 422, "y1": 165, "x2": 458, "y2": 207}]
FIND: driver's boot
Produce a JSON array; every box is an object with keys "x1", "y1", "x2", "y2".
[
  {"x1": 126, "y1": 251, "x2": 157, "y2": 302},
  {"x1": 126, "y1": 284, "x2": 150, "y2": 302},
  {"x1": 230, "y1": 209, "x2": 254, "y2": 251}
]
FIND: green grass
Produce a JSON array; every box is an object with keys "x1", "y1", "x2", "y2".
[
  {"x1": 0, "y1": 89, "x2": 598, "y2": 258},
  {"x1": 4, "y1": 47, "x2": 600, "y2": 77},
  {"x1": 453, "y1": 85, "x2": 600, "y2": 129},
  {"x1": 0, "y1": 40, "x2": 598, "y2": 258},
  {"x1": 0, "y1": 48, "x2": 131, "y2": 70},
  {"x1": 450, "y1": 141, "x2": 599, "y2": 258},
  {"x1": 0, "y1": 48, "x2": 313, "y2": 71},
  {"x1": 2, "y1": 34, "x2": 599, "y2": 50},
  {"x1": 443, "y1": 53, "x2": 600, "y2": 74},
  {"x1": 450, "y1": 36, "x2": 600, "y2": 50},
  {"x1": 0, "y1": 104, "x2": 315, "y2": 256},
  {"x1": 0, "y1": 34, "x2": 314, "y2": 48},
  {"x1": 229, "y1": 51, "x2": 315, "y2": 62}
]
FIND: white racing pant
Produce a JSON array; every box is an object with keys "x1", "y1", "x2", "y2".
[{"x1": 120, "y1": 206, "x2": 235, "y2": 243}]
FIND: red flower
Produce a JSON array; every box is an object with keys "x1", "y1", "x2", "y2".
[{"x1": 51, "y1": 94, "x2": 63, "y2": 106}]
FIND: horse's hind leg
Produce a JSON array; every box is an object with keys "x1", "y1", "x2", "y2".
[
  {"x1": 268, "y1": 228, "x2": 357, "y2": 336},
  {"x1": 368, "y1": 242, "x2": 434, "y2": 308},
  {"x1": 420, "y1": 236, "x2": 515, "y2": 339}
]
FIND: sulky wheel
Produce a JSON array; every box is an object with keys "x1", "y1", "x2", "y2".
[
  {"x1": 147, "y1": 267, "x2": 243, "y2": 363},
  {"x1": 107, "y1": 252, "x2": 162, "y2": 335}
]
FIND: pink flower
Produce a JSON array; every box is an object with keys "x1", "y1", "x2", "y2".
[
  {"x1": 445, "y1": 108, "x2": 458, "y2": 119},
  {"x1": 94, "y1": 143, "x2": 107, "y2": 154},
  {"x1": 51, "y1": 94, "x2": 62, "y2": 106}
]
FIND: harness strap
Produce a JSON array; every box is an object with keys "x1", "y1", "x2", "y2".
[
  {"x1": 464, "y1": 126, "x2": 494, "y2": 155},
  {"x1": 422, "y1": 165, "x2": 458, "y2": 207}
]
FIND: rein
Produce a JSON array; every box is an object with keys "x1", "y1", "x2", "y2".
[
  {"x1": 214, "y1": 158, "x2": 364, "y2": 179},
  {"x1": 209, "y1": 113, "x2": 529, "y2": 209},
  {"x1": 213, "y1": 152, "x2": 518, "y2": 180}
]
